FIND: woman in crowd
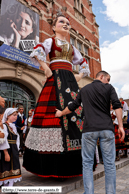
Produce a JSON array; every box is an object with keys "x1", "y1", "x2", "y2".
[
  {"x1": 111, "y1": 103, "x2": 127, "y2": 161},
  {"x1": 0, "y1": 108, "x2": 22, "y2": 186},
  {"x1": 23, "y1": 13, "x2": 90, "y2": 178},
  {"x1": 23, "y1": 109, "x2": 34, "y2": 141}
]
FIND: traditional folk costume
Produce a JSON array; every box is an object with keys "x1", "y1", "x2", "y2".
[
  {"x1": 0, "y1": 108, "x2": 22, "y2": 186},
  {"x1": 122, "y1": 101, "x2": 128, "y2": 122},
  {"x1": 15, "y1": 113, "x2": 26, "y2": 154},
  {"x1": 121, "y1": 101, "x2": 129, "y2": 150},
  {"x1": 121, "y1": 101, "x2": 129, "y2": 156},
  {"x1": 111, "y1": 109, "x2": 127, "y2": 160},
  {"x1": 23, "y1": 37, "x2": 90, "y2": 178},
  {"x1": 0, "y1": 127, "x2": 6, "y2": 145},
  {"x1": 125, "y1": 112, "x2": 129, "y2": 149},
  {"x1": 24, "y1": 111, "x2": 34, "y2": 141},
  {"x1": 123, "y1": 123, "x2": 129, "y2": 151}
]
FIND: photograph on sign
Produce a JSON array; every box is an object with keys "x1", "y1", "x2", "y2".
[{"x1": 0, "y1": 0, "x2": 39, "y2": 54}]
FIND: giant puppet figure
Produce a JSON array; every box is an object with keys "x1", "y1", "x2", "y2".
[{"x1": 23, "y1": 14, "x2": 90, "y2": 178}]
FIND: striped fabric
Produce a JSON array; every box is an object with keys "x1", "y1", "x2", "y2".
[
  {"x1": 115, "y1": 124, "x2": 126, "y2": 151},
  {"x1": 31, "y1": 76, "x2": 61, "y2": 128},
  {"x1": 50, "y1": 62, "x2": 72, "y2": 72}
]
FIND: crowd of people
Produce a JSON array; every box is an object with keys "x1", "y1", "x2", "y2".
[
  {"x1": 0, "y1": 13, "x2": 128, "y2": 194},
  {"x1": 0, "y1": 77, "x2": 128, "y2": 193}
]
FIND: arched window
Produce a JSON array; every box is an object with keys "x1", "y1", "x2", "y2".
[
  {"x1": 74, "y1": 0, "x2": 76, "y2": 7},
  {"x1": 77, "y1": 41, "x2": 82, "y2": 52},
  {"x1": 70, "y1": 36, "x2": 75, "y2": 46},
  {"x1": 0, "y1": 80, "x2": 36, "y2": 116},
  {"x1": 81, "y1": 4, "x2": 84, "y2": 13},
  {"x1": 77, "y1": 0, "x2": 79, "y2": 9},
  {"x1": 84, "y1": 45, "x2": 88, "y2": 55}
]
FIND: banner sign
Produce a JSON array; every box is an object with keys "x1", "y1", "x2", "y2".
[
  {"x1": 0, "y1": 0, "x2": 39, "y2": 55},
  {"x1": 0, "y1": 44, "x2": 38, "y2": 69}
]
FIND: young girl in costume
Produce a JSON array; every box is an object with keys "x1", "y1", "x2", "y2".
[
  {"x1": 23, "y1": 14, "x2": 90, "y2": 178},
  {"x1": 0, "y1": 108, "x2": 22, "y2": 186}
]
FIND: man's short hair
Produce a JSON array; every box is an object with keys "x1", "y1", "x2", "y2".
[
  {"x1": 96, "y1": 71, "x2": 110, "y2": 78},
  {"x1": 18, "y1": 105, "x2": 24, "y2": 109},
  {"x1": 0, "y1": 105, "x2": 5, "y2": 114}
]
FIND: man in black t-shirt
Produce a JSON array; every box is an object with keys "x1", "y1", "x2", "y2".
[{"x1": 55, "y1": 71, "x2": 125, "y2": 194}]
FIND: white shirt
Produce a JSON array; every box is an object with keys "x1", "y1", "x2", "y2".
[
  {"x1": 0, "y1": 123, "x2": 20, "y2": 150},
  {"x1": 0, "y1": 126, "x2": 6, "y2": 145}
]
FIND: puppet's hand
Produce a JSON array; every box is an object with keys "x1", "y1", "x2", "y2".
[
  {"x1": 44, "y1": 65, "x2": 53, "y2": 78},
  {"x1": 74, "y1": 73, "x2": 84, "y2": 82}
]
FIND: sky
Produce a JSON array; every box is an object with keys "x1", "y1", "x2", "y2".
[{"x1": 91, "y1": 0, "x2": 129, "y2": 99}]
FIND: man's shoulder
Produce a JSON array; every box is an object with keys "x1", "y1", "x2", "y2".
[
  {"x1": 81, "y1": 81, "x2": 95, "y2": 90},
  {"x1": 81, "y1": 83, "x2": 91, "y2": 90},
  {"x1": 81, "y1": 81, "x2": 113, "y2": 92},
  {"x1": 82, "y1": 80, "x2": 99, "y2": 89}
]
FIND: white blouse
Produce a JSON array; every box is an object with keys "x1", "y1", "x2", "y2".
[
  {"x1": 112, "y1": 110, "x2": 124, "y2": 125},
  {"x1": 30, "y1": 38, "x2": 90, "y2": 77},
  {"x1": 0, "y1": 126, "x2": 6, "y2": 145},
  {"x1": 0, "y1": 123, "x2": 20, "y2": 151}
]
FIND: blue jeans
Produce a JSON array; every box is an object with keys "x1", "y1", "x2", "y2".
[{"x1": 82, "y1": 130, "x2": 116, "y2": 194}]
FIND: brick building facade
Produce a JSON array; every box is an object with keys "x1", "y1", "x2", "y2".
[
  {"x1": 21, "y1": 0, "x2": 101, "y2": 78},
  {"x1": 0, "y1": 0, "x2": 101, "y2": 114}
]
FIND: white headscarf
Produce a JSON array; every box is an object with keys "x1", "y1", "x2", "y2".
[
  {"x1": 2, "y1": 108, "x2": 18, "y2": 123},
  {"x1": 28, "y1": 109, "x2": 34, "y2": 122},
  {"x1": 123, "y1": 101, "x2": 129, "y2": 111}
]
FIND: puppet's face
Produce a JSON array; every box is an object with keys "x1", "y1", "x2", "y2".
[{"x1": 53, "y1": 16, "x2": 70, "y2": 36}]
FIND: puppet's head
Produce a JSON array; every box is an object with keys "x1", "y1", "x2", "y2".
[{"x1": 52, "y1": 14, "x2": 70, "y2": 37}]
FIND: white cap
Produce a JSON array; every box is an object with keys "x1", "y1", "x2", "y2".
[{"x1": 2, "y1": 108, "x2": 18, "y2": 123}]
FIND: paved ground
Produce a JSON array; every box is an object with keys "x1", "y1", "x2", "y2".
[
  {"x1": 1, "y1": 157, "x2": 129, "y2": 194},
  {"x1": 68, "y1": 164, "x2": 129, "y2": 194}
]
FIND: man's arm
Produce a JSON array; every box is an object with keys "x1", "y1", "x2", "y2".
[
  {"x1": 115, "y1": 108, "x2": 125, "y2": 141},
  {"x1": 55, "y1": 90, "x2": 82, "y2": 117},
  {"x1": 55, "y1": 107, "x2": 71, "y2": 117},
  {"x1": 110, "y1": 86, "x2": 125, "y2": 141}
]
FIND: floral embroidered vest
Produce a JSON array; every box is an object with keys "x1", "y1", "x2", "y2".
[{"x1": 49, "y1": 38, "x2": 74, "y2": 63}]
